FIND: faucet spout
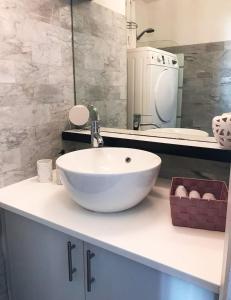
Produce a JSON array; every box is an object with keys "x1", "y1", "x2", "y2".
[
  {"x1": 94, "y1": 132, "x2": 104, "y2": 147},
  {"x1": 91, "y1": 119, "x2": 104, "y2": 148}
]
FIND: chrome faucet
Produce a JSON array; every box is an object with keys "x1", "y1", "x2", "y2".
[
  {"x1": 133, "y1": 114, "x2": 160, "y2": 130},
  {"x1": 91, "y1": 120, "x2": 104, "y2": 148},
  {"x1": 88, "y1": 105, "x2": 104, "y2": 148}
]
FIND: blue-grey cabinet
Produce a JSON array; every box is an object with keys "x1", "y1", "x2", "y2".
[
  {"x1": 3, "y1": 211, "x2": 85, "y2": 300},
  {"x1": 3, "y1": 211, "x2": 218, "y2": 300},
  {"x1": 84, "y1": 243, "x2": 218, "y2": 300}
]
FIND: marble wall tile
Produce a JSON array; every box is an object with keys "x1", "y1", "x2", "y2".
[
  {"x1": 32, "y1": 43, "x2": 62, "y2": 66},
  {"x1": 0, "y1": 149, "x2": 21, "y2": 173},
  {"x1": 0, "y1": 84, "x2": 33, "y2": 107},
  {"x1": 0, "y1": 61, "x2": 15, "y2": 83},
  {"x1": 0, "y1": 105, "x2": 35, "y2": 129},
  {"x1": 0, "y1": 1, "x2": 73, "y2": 294},
  {"x1": 0, "y1": 0, "x2": 74, "y2": 188},
  {"x1": 159, "y1": 154, "x2": 230, "y2": 184},
  {"x1": 48, "y1": 65, "x2": 73, "y2": 85},
  {"x1": 33, "y1": 84, "x2": 64, "y2": 103},
  {"x1": 61, "y1": 42, "x2": 73, "y2": 66},
  {"x1": 72, "y1": 1, "x2": 127, "y2": 128},
  {"x1": 0, "y1": 41, "x2": 32, "y2": 63},
  {"x1": 14, "y1": 61, "x2": 49, "y2": 85},
  {"x1": 105, "y1": 100, "x2": 127, "y2": 128}
]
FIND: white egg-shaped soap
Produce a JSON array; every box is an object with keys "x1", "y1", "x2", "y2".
[
  {"x1": 189, "y1": 190, "x2": 201, "y2": 199},
  {"x1": 175, "y1": 185, "x2": 188, "y2": 198},
  {"x1": 202, "y1": 193, "x2": 216, "y2": 200}
]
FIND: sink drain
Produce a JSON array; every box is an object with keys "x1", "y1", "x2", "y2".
[{"x1": 125, "y1": 157, "x2": 132, "y2": 163}]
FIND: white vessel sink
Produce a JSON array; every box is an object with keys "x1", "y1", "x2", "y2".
[{"x1": 56, "y1": 148, "x2": 161, "y2": 213}]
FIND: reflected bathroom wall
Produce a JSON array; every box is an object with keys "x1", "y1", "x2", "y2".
[
  {"x1": 72, "y1": 0, "x2": 127, "y2": 128},
  {"x1": 162, "y1": 42, "x2": 231, "y2": 135}
]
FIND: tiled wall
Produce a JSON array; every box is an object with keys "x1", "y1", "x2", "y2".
[
  {"x1": 163, "y1": 41, "x2": 231, "y2": 135},
  {"x1": 0, "y1": 0, "x2": 74, "y2": 188},
  {"x1": 72, "y1": 0, "x2": 127, "y2": 128},
  {"x1": 0, "y1": 0, "x2": 74, "y2": 298}
]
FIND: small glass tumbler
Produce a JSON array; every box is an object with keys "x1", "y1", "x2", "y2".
[{"x1": 37, "y1": 159, "x2": 53, "y2": 183}]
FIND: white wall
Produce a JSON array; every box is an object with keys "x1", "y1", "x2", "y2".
[
  {"x1": 93, "y1": 0, "x2": 126, "y2": 15},
  {"x1": 136, "y1": 0, "x2": 231, "y2": 47}
]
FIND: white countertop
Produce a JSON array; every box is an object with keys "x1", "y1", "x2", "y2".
[{"x1": 0, "y1": 178, "x2": 224, "y2": 294}]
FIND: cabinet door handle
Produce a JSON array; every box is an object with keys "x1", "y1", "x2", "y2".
[
  {"x1": 67, "y1": 241, "x2": 76, "y2": 282},
  {"x1": 86, "y1": 250, "x2": 95, "y2": 292}
]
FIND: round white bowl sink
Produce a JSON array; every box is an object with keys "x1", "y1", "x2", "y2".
[{"x1": 56, "y1": 148, "x2": 161, "y2": 213}]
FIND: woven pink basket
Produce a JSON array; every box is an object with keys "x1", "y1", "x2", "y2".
[{"x1": 170, "y1": 177, "x2": 228, "y2": 232}]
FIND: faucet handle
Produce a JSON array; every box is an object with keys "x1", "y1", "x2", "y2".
[
  {"x1": 88, "y1": 105, "x2": 99, "y2": 122},
  {"x1": 133, "y1": 114, "x2": 141, "y2": 130}
]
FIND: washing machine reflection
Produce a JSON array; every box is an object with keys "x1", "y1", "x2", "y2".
[{"x1": 128, "y1": 47, "x2": 179, "y2": 131}]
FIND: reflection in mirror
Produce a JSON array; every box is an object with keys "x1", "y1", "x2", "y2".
[
  {"x1": 71, "y1": 0, "x2": 231, "y2": 142},
  {"x1": 72, "y1": 0, "x2": 127, "y2": 129}
]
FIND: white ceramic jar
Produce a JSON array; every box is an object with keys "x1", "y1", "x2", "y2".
[{"x1": 212, "y1": 113, "x2": 231, "y2": 149}]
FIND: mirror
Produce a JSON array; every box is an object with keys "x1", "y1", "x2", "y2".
[{"x1": 71, "y1": 0, "x2": 231, "y2": 142}]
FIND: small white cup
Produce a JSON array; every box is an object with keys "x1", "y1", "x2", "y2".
[{"x1": 37, "y1": 159, "x2": 53, "y2": 183}]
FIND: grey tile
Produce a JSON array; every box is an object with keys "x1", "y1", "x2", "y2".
[
  {"x1": 0, "y1": 40, "x2": 32, "y2": 63},
  {"x1": 0, "y1": 0, "x2": 74, "y2": 189},
  {"x1": 0, "y1": 60, "x2": 15, "y2": 83},
  {"x1": 0, "y1": 84, "x2": 33, "y2": 106},
  {"x1": 15, "y1": 61, "x2": 49, "y2": 85},
  {"x1": 73, "y1": 1, "x2": 127, "y2": 127},
  {"x1": 32, "y1": 43, "x2": 62, "y2": 66},
  {"x1": 33, "y1": 84, "x2": 63, "y2": 103},
  {"x1": 0, "y1": 148, "x2": 21, "y2": 172},
  {"x1": 106, "y1": 100, "x2": 127, "y2": 128},
  {"x1": 224, "y1": 40, "x2": 231, "y2": 50},
  {"x1": 159, "y1": 154, "x2": 230, "y2": 184},
  {"x1": 197, "y1": 71, "x2": 213, "y2": 79}
]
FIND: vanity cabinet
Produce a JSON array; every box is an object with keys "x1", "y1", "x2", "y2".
[
  {"x1": 84, "y1": 243, "x2": 159, "y2": 300},
  {"x1": 84, "y1": 243, "x2": 218, "y2": 300},
  {"x1": 3, "y1": 211, "x2": 85, "y2": 300},
  {"x1": 3, "y1": 211, "x2": 218, "y2": 300}
]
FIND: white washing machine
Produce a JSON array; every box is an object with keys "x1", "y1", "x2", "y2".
[{"x1": 127, "y1": 47, "x2": 179, "y2": 130}]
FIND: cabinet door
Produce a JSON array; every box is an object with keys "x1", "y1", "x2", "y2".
[
  {"x1": 84, "y1": 243, "x2": 218, "y2": 300},
  {"x1": 3, "y1": 211, "x2": 85, "y2": 300}
]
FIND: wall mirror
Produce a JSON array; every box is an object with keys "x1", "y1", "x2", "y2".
[{"x1": 71, "y1": 0, "x2": 231, "y2": 143}]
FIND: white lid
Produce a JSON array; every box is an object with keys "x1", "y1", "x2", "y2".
[{"x1": 69, "y1": 105, "x2": 90, "y2": 126}]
